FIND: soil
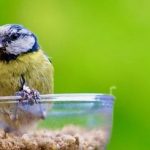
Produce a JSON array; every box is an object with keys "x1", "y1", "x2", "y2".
[{"x1": 0, "y1": 126, "x2": 107, "y2": 150}]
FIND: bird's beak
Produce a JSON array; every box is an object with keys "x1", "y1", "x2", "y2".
[
  {"x1": 0, "y1": 43, "x2": 3, "y2": 48},
  {"x1": 0, "y1": 38, "x2": 4, "y2": 49}
]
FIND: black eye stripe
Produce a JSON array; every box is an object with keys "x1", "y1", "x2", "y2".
[
  {"x1": 2, "y1": 33, "x2": 29, "y2": 45},
  {"x1": 11, "y1": 33, "x2": 29, "y2": 38},
  {"x1": 8, "y1": 33, "x2": 21, "y2": 41},
  {"x1": 10, "y1": 34, "x2": 19, "y2": 40}
]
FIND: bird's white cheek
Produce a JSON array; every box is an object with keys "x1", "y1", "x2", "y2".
[{"x1": 6, "y1": 36, "x2": 35, "y2": 55}]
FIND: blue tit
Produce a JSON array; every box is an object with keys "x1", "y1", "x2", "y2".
[{"x1": 0, "y1": 24, "x2": 54, "y2": 134}]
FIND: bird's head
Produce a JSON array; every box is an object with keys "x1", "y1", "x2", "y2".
[{"x1": 0, "y1": 24, "x2": 39, "y2": 57}]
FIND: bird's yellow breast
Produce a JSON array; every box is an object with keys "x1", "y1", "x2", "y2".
[{"x1": 0, "y1": 50, "x2": 54, "y2": 96}]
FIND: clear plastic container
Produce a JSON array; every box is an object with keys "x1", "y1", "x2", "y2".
[{"x1": 0, "y1": 93, "x2": 114, "y2": 150}]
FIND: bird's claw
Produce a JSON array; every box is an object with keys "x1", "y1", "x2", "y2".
[
  {"x1": 16, "y1": 85, "x2": 40, "y2": 105},
  {"x1": 15, "y1": 86, "x2": 46, "y2": 119}
]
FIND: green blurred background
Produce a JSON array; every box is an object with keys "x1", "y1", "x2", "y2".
[{"x1": 1, "y1": 0, "x2": 150, "y2": 149}]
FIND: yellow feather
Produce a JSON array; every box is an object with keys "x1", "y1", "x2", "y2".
[{"x1": 0, "y1": 49, "x2": 54, "y2": 95}]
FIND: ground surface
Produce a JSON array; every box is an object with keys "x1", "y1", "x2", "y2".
[{"x1": 0, "y1": 126, "x2": 107, "y2": 150}]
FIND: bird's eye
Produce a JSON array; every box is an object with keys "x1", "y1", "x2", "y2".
[{"x1": 10, "y1": 33, "x2": 20, "y2": 40}]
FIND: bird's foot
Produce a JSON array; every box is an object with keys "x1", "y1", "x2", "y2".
[
  {"x1": 16, "y1": 85, "x2": 40, "y2": 105},
  {"x1": 15, "y1": 85, "x2": 46, "y2": 119}
]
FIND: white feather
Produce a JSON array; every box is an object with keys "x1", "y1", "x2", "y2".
[
  {"x1": 0, "y1": 24, "x2": 11, "y2": 35},
  {"x1": 6, "y1": 36, "x2": 35, "y2": 55}
]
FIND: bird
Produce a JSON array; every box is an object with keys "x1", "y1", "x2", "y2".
[{"x1": 0, "y1": 24, "x2": 54, "y2": 134}]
